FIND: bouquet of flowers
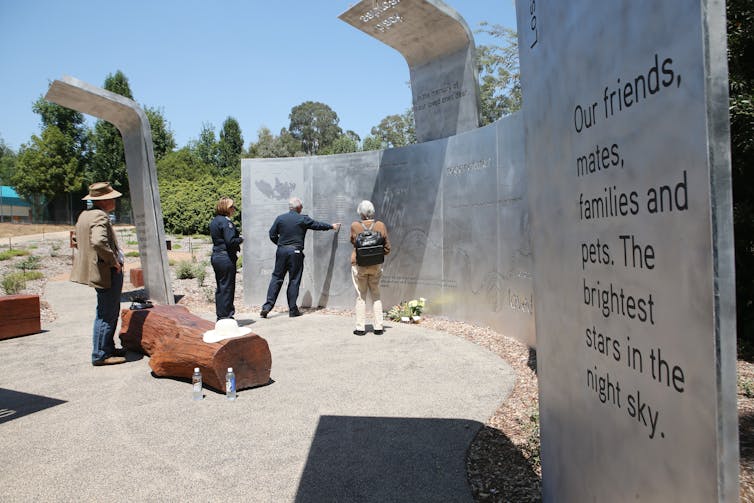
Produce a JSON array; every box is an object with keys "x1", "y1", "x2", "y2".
[{"x1": 387, "y1": 297, "x2": 426, "y2": 323}]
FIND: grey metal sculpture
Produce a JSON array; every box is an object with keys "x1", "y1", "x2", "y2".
[
  {"x1": 339, "y1": 0, "x2": 480, "y2": 143},
  {"x1": 45, "y1": 76, "x2": 174, "y2": 305}
]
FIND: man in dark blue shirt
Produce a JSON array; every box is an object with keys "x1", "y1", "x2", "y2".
[{"x1": 261, "y1": 197, "x2": 340, "y2": 318}]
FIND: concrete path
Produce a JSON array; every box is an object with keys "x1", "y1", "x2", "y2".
[{"x1": 0, "y1": 280, "x2": 515, "y2": 502}]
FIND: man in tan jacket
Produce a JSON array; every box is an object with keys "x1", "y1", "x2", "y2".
[{"x1": 71, "y1": 182, "x2": 126, "y2": 366}]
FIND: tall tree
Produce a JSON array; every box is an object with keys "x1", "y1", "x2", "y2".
[
  {"x1": 0, "y1": 137, "x2": 17, "y2": 185},
  {"x1": 728, "y1": 0, "x2": 754, "y2": 343},
  {"x1": 145, "y1": 106, "x2": 176, "y2": 161},
  {"x1": 192, "y1": 122, "x2": 220, "y2": 168},
  {"x1": 217, "y1": 116, "x2": 244, "y2": 176},
  {"x1": 475, "y1": 23, "x2": 521, "y2": 125},
  {"x1": 248, "y1": 126, "x2": 298, "y2": 158},
  {"x1": 13, "y1": 126, "x2": 84, "y2": 221},
  {"x1": 89, "y1": 71, "x2": 134, "y2": 192},
  {"x1": 156, "y1": 146, "x2": 213, "y2": 182},
  {"x1": 368, "y1": 110, "x2": 416, "y2": 149},
  {"x1": 288, "y1": 101, "x2": 343, "y2": 155}
]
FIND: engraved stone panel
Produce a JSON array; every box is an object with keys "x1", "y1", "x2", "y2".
[
  {"x1": 242, "y1": 113, "x2": 533, "y2": 345},
  {"x1": 516, "y1": 0, "x2": 737, "y2": 500}
]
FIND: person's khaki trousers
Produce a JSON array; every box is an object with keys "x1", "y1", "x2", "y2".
[{"x1": 351, "y1": 264, "x2": 383, "y2": 331}]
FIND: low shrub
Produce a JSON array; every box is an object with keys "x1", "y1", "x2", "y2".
[
  {"x1": 175, "y1": 260, "x2": 196, "y2": 279},
  {"x1": 0, "y1": 271, "x2": 42, "y2": 294},
  {"x1": 125, "y1": 251, "x2": 140, "y2": 257},
  {"x1": 16, "y1": 255, "x2": 41, "y2": 271}
]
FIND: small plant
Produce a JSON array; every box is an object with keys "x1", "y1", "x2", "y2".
[
  {"x1": 50, "y1": 242, "x2": 61, "y2": 257},
  {"x1": 202, "y1": 286, "x2": 215, "y2": 303},
  {"x1": 740, "y1": 377, "x2": 754, "y2": 398},
  {"x1": 236, "y1": 255, "x2": 243, "y2": 269},
  {"x1": 195, "y1": 262, "x2": 207, "y2": 287},
  {"x1": 168, "y1": 258, "x2": 176, "y2": 266},
  {"x1": 125, "y1": 251, "x2": 140, "y2": 257},
  {"x1": 126, "y1": 240, "x2": 138, "y2": 245},
  {"x1": 0, "y1": 249, "x2": 29, "y2": 261},
  {"x1": 16, "y1": 255, "x2": 41, "y2": 272},
  {"x1": 172, "y1": 243, "x2": 182, "y2": 250},
  {"x1": 2, "y1": 272, "x2": 27, "y2": 294},
  {"x1": 387, "y1": 298, "x2": 426, "y2": 322},
  {"x1": 175, "y1": 260, "x2": 196, "y2": 279}
]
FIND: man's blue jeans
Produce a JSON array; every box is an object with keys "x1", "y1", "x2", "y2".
[{"x1": 92, "y1": 268, "x2": 123, "y2": 363}]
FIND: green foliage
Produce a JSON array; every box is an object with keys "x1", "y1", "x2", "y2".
[
  {"x1": 217, "y1": 117, "x2": 244, "y2": 177},
  {"x1": 193, "y1": 122, "x2": 220, "y2": 168},
  {"x1": 175, "y1": 260, "x2": 196, "y2": 279},
  {"x1": 89, "y1": 71, "x2": 134, "y2": 193},
  {"x1": 15, "y1": 255, "x2": 41, "y2": 271},
  {"x1": 0, "y1": 136, "x2": 18, "y2": 185},
  {"x1": 1, "y1": 271, "x2": 43, "y2": 294},
  {"x1": 125, "y1": 251, "x2": 140, "y2": 257},
  {"x1": 126, "y1": 240, "x2": 138, "y2": 245},
  {"x1": 236, "y1": 255, "x2": 242, "y2": 269},
  {"x1": 0, "y1": 249, "x2": 29, "y2": 260},
  {"x1": 1, "y1": 272, "x2": 26, "y2": 294},
  {"x1": 288, "y1": 101, "x2": 343, "y2": 155},
  {"x1": 159, "y1": 175, "x2": 240, "y2": 235},
  {"x1": 13, "y1": 126, "x2": 84, "y2": 218},
  {"x1": 145, "y1": 106, "x2": 176, "y2": 161},
  {"x1": 728, "y1": 0, "x2": 754, "y2": 345},
  {"x1": 156, "y1": 147, "x2": 214, "y2": 181},
  {"x1": 32, "y1": 97, "x2": 89, "y2": 148},
  {"x1": 247, "y1": 127, "x2": 300, "y2": 158},
  {"x1": 475, "y1": 23, "x2": 521, "y2": 125},
  {"x1": 368, "y1": 110, "x2": 416, "y2": 149},
  {"x1": 195, "y1": 262, "x2": 207, "y2": 287},
  {"x1": 361, "y1": 136, "x2": 383, "y2": 152},
  {"x1": 739, "y1": 377, "x2": 754, "y2": 398},
  {"x1": 50, "y1": 241, "x2": 61, "y2": 257}
]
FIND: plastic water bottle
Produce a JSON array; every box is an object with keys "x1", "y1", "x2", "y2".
[
  {"x1": 192, "y1": 367, "x2": 202, "y2": 401},
  {"x1": 226, "y1": 367, "x2": 236, "y2": 401}
]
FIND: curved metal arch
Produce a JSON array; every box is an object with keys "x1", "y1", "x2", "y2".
[{"x1": 45, "y1": 76, "x2": 174, "y2": 305}]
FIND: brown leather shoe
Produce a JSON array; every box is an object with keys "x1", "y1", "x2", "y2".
[
  {"x1": 112, "y1": 348, "x2": 128, "y2": 357},
  {"x1": 93, "y1": 356, "x2": 126, "y2": 366}
]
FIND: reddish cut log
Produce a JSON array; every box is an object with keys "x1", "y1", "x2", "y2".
[
  {"x1": 0, "y1": 294, "x2": 41, "y2": 340},
  {"x1": 119, "y1": 305, "x2": 271, "y2": 391},
  {"x1": 129, "y1": 267, "x2": 144, "y2": 287}
]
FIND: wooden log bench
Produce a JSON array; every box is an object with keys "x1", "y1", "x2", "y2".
[
  {"x1": 119, "y1": 305, "x2": 271, "y2": 391},
  {"x1": 0, "y1": 294, "x2": 42, "y2": 340}
]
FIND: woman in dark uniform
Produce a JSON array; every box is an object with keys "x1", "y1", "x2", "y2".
[{"x1": 209, "y1": 197, "x2": 243, "y2": 320}]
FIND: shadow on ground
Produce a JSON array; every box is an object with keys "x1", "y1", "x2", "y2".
[
  {"x1": 295, "y1": 415, "x2": 482, "y2": 502},
  {"x1": 0, "y1": 388, "x2": 66, "y2": 425},
  {"x1": 467, "y1": 425, "x2": 542, "y2": 502}
]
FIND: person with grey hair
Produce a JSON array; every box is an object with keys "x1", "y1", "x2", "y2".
[
  {"x1": 350, "y1": 200, "x2": 391, "y2": 335},
  {"x1": 261, "y1": 197, "x2": 341, "y2": 318}
]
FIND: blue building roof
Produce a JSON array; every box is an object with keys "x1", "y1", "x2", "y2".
[{"x1": 0, "y1": 186, "x2": 31, "y2": 206}]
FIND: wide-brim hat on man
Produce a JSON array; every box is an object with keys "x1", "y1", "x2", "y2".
[
  {"x1": 82, "y1": 181, "x2": 122, "y2": 200},
  {"x1": 202, "y1": 318, "x2": 252, "y2": 343}
]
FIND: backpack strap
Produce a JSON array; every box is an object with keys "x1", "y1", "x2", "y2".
[{"x1": 361, "y1": 221, "x2": 374, "y2": 232}]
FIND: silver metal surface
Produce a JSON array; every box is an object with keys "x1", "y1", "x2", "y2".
[
  {"x1": 339, "y1": 0, "x2": 480, "y2": 143},
  {"x1": 242, "y1": 113, "x2": 534, "y2": 345},
  {"x1": 516, "y1": 0, "x2": 737, "y2": 500},
  {"x1": 45, "y1": 76, "x2": 174, "y2": 305}
]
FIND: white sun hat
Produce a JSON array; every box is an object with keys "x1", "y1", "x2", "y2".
[{"x1": 202, "y1": 318, "x2": 252, "y2": 343}]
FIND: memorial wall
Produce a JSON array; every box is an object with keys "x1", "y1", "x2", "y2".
[
  {"x1": 242, "y1": 113, "x2": 535, "y2": 345},
  {"x1": 516, "y1": 0, "x2": 738, "y2": 500}
]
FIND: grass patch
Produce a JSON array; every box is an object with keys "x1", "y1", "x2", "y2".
[
  {"x1": 125, "y1": 251, "x2": 140, "y2": 257},
  {"x1": 0, "y1": 249, "x2": 30, "y2": 260}
]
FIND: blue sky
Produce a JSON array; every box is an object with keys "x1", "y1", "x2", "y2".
[{"x1": 0, "y1": 0, "x2": 517, "y2": 152}]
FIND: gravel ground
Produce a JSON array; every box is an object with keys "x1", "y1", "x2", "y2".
[{"x1": 2, "y1": 227, "x2": 752, "y2": 502}]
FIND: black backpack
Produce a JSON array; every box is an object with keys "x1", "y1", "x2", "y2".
[{"x1": 355, "y1": 221, "x2": 386, "y2": 266}]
